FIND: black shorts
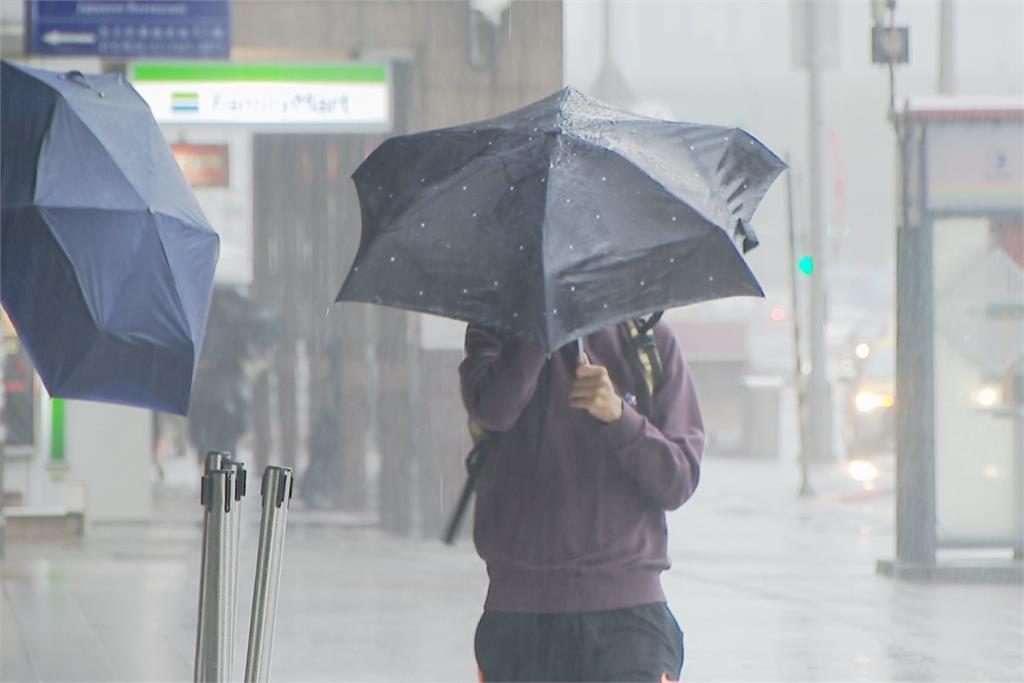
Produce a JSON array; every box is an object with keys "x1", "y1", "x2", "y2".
[{"x1": 474, "y1": 602, "x2": 684, "y2": 682}]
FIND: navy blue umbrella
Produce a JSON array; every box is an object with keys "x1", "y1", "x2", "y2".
[{"x1": 1, "y1": 61, "x2": 219, "y2": 414}]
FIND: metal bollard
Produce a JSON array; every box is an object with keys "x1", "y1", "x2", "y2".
[
  {"x1": 195, "y1": 451, "x2": 226, "y2": 683},
  {"x1": 244, "y1": 466, "x2": 293, "y2": 683},
  {"x1": 195, "y1": 465, "x2": 239, "y2": 683},
  {"x1": 224, "y1": 457, "x2": 247, "y2": 680}
]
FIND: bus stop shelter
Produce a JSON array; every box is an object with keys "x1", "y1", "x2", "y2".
[{"x1": 878, "y1": 97, "x2": 1024, "y2": 581}]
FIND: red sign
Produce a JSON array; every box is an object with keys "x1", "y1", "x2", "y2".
[{"x1": 171, "y1": 143, "x2": 229, "y2": 188}]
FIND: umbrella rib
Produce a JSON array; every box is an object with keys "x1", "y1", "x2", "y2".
[
  {"x1": 359, "y1": 132, "x2": 540, "y2": 230},
  {"x1": 561, "y1": 131, "x2": 736, "y2": 238},
  {"x1": 150, "y1": 214, "x2": 199, "y2": 346},
  {"x1": 31, "y1": 207, "x2": 104, "y2": 332},
  {"x1": 53, "y1": 101, "x2": 150, "y2": 209}
]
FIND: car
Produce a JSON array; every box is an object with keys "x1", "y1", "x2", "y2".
[{"x1": 842, "y1": 337, "x2": 895, "y2": 457}]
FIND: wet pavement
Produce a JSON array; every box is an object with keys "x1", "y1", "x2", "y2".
[{"x1": 2, "y1": 455, "x2": 1021, "y2": 682}]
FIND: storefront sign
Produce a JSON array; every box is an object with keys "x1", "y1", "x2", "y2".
[
  {"x1": 171, "y1": 143, "x2": 229, "y2": 187},
  {"x1": 130, "y1": 63, "x2": 391, "y2": 130}
]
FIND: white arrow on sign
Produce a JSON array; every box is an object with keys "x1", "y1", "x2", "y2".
[{"x1": 42, "y1": 30, "x2": 98, "y2": 46}]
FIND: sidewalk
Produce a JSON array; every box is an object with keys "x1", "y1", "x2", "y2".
[{"x1": 2, "y1": 455, "x2": 1021, "y2": 683}]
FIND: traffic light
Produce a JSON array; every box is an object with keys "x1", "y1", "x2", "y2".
[{"x1": 798, "y1": 255, "x2": 815, "y2": 276}]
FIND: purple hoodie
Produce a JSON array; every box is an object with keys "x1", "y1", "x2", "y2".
[{"x1": 459, "y1": 322, "x2": 705, "y2": 613}]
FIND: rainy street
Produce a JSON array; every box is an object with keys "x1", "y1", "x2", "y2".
[
  {"x1": 2, "y1": 1, "x2": 1023, "y2": 682},
  {"x1": 3, "y1": 456, "x2": 1020, "y2": 683}
]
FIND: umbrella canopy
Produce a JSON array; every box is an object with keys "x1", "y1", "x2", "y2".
[
  {"x1": 337, "y1": 87, "x2": 786, "y2": 352},
  {"x1": 1, "y1": 61, "x2": 219, "y2": 414}
]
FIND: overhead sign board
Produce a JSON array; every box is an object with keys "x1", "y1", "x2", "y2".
[
  {"x1": 129, "y1": 63, "x2": 391, "y2": 131},
  {"x1": 926, "y1": 121, "x2": 1024, "y2": 213},
  {"x1": 28, "y1": 1, "x2": 231, "y2": 58}
]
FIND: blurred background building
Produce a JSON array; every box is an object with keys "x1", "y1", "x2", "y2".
[
  {"x1": 0, "y1": 0, "x2": 1021, "y2": 551},
  {"x1": 0, "y1": 0, "x2": 563, "y2": 540}
]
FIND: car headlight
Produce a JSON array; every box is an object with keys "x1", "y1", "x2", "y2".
[
  {"x1": 855, "y1": 391, "x2": 896, "y2": 413},
  {"x1": 848, "y1": 459, "x2": 879, "y2": 483},
  {"x1": 974, "y1": 385, "x2": 1001, "y2": 408}
]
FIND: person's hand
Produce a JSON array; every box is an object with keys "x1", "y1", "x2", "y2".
[{"x1": 570, "y1": 354, "x2": 623, "y2": 423}]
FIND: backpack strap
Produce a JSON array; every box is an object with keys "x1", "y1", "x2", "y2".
[
  {"x1": 468, "y1": 418, "x2": 487, "y2": 446},
  {"x1": 634, "y1": 315, "x2": 664, "y2": 395},
  {"x1": 622, "y1": 314, "x2": 664, "y2": 416}
]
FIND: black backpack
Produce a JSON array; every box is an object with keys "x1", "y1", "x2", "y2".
[{"x1": 443, "y1": 313, "x2": 664, "y2": 544}]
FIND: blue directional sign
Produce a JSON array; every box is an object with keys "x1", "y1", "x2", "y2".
[{"x1": 28, "y1": 1, "x2": 231, "y2": 58}]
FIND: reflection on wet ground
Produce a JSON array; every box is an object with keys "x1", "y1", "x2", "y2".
[{"x1": 2, "y1": 457, "x2": 1021, "y2": 682}]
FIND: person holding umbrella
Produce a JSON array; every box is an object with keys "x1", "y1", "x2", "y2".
[
  {"x1": 460, "y1": 315, "x2": 701, "y2": 683},
  {"x1": 335, "y1": 87, "x2": 786, "y2": 682}
]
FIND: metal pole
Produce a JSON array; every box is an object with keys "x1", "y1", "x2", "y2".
[
  {"x1": 894, "y1": 118, "x2": 937, "y2": 567},
  {"x1": 0, "y1": 439, "x2": 5, "y2": 560},
  {"x1": 0, "y1": 340, "x2": 7, "y2": 560},
  {"x1": 784, "y1": 155, "x2": 813, "y2": 497},
  {"x1": 224, "y1": 456, "x2": 247, "y2": 680},
  {"x1": 938, "y1": 0, "x2": 955, "y2": 95},
  {"x1": 245, "y1": 466, "x2": 294, "y2": 683},
  {"x1": 805, "y1": 0, "x2": 834, "y2": 461},
  {"x1": 194, "y1": 452, "x2": 227, "y2": 683},
  {"x1": 196, "y1": 468, "x2": 237, "y2": 683}
]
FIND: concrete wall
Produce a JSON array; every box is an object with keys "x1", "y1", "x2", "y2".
[{"x1": 235, "y1": 1, "x2": 563, "y2": 536}]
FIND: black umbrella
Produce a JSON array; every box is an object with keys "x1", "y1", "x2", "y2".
[
  {"x1": 337, "y1": 87, "x2": 785, "y2": 352},
  {"x1": 1, "y1": 61, "x2": 219, "y2": 414}
]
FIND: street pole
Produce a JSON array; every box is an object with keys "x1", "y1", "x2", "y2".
[
  {"x1": 938, "y1": 0, "x2": 955, "y2": 94},
  {"x1": 805, "y1": 0, "x2": 834, "y2": 461},
  {"x1": 785, "y1": 155, "x2": 813, "y2": 496}
]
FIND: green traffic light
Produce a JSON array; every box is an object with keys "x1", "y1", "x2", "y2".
[{"x1": 798, "y1": 255, "x2": 814, "y2": 276}]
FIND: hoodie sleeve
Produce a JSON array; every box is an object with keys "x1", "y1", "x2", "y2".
[
  {"x1": 601, "y1": 326, "x2": 705, "y2": 510},
  {"x1": 459, "y1": 325, "x2": 548, "y2": 433}
]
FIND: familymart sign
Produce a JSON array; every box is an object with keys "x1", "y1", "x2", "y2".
[{"x1": 129, "y1": 63, "x2": 390, "y2": 130}]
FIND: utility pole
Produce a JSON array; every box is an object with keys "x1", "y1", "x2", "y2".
[
  {"x1": 805, "y1": 0, "x2": 833, "y2": 461},
  {"x1": 786, "y1": 154, "x2": 813, "y2": 496},
  {"x1": 938, "y1": 0, "x2": 955, "y2": 94}
]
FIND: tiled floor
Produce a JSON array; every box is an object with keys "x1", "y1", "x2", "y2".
[{"x1": 2, "y1": 456, "x2": 1021, "y2": 682}]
